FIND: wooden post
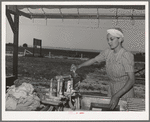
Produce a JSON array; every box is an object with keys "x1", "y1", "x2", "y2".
[
  {"x1": 81, "y1": 54, "x2": 83, "y2": 59},
  {"x1": 13, "y1": 8, "x2": 19, "y2": 79},
  {"x1": 33, "y1": 45, "x2": 34, "y2": 57},
  {"x1": 40, "y1": 45, "x2": 42, "y2": 57},
  {"x1": 49, "y1": 79, "x2": 53, "y2": 97},
  {"x1": 23, "y1": 49, "x2": 26, "y2": 56}
]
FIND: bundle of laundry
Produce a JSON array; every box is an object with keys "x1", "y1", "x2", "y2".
[{"x1": 6, "y1": 82, "x2": 41, "y2": 111}]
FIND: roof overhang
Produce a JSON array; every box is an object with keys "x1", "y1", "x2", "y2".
[{"x1": 6, "y1": 5, "x2": 145, "y2": 20}]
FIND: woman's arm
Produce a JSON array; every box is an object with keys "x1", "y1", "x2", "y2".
[
  {"x1": 70, "y1": 58, "x2": 98, "y2": 72},
  {"x1": 109, "y1": 72, "x2": 135, "y2": 110},
  {"x1": 71, "y1": 49, "x2": 109, "y2": 71},
  {"x1": 115, "y1": 72, "x2": 135, "y2": 97},
  {"x1": 77, "y1": 58, "x2": 97, "y2": 69}
]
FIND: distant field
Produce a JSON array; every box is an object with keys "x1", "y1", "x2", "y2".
[
  {"x1": 6, "y1": 45, "x2": 145, "y2": 61},
  {"x1": 6, "y1": 56, "x2": 145, "y2": 98},
  {"x1": 6, "y1": 56, "x2": 98, "y2": 79}
]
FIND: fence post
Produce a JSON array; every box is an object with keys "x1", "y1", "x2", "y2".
[
  {"x1": 24, "y1": 49, "x2": 26, "y2": 56},
  {"x1": 81, "y1": 53, "x2": 83, "y2": 59},
  {"x1": 49, "y1": 52, "x2": 51, "y2": 58}
]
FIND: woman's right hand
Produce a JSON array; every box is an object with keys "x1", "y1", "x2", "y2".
[{"x1": 70, "y1": 64, "x2": 78, "y2": 72}]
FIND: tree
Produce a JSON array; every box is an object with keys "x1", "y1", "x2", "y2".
[
  {"x1": 23, "y1": 43, "x2": 28, "y2": 47},
  {"x1": 6, "y1": 42, "x2": 13, "y2": 46}
]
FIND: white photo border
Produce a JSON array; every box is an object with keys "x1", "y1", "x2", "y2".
[{"x1": 2, "y1": 1, "x2": 149, "y2": 121}]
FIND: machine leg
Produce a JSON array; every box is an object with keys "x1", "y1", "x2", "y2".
[
  {"x1": 48, "y1": 106, "x2": 54, "y2": 111},
  {"x1": 75, "y1": 97, "x2": 80, "y2": 110},
  {"x1": 58, "y1": 106, "x2": 64, "y2": 111}
]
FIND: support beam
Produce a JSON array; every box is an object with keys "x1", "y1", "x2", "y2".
[
  {"x1": 29, "y1": 13, "x2": 145, "y2": 20},
  {"x1": 6, "y1": 8, "x2": 18, "y2": 15},
  {"x1": 13, "y1": 9, "x2": 19, "y2": 79},
  {"x1": 6, "y1": 9, "x2": 15, "y2": 33},
  {"x1": 6, "y1": 7, "x2": 31, "y2": 19},
  {"x1": 18, "y1": 10, "x2": 31, "y2": 19}
]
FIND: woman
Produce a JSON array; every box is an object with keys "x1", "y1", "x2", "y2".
[{"x1": 70, "y1": 28, "x2": 135, "y2": 110}]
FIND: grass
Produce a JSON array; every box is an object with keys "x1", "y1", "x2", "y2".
[
  {"x1": 6, "y1": 56, "x2": 101, "y2": 79},
  {"x1": 6, "y1": 56, "x2": 145, "y2": 98}
]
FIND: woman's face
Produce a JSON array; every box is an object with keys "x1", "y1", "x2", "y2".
[{"x1": 107, "y1": 33, "x2": 121, "y2": 50}]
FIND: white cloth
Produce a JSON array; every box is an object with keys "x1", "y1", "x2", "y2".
[
  {"x1": 6, "y1": 97, "x2": 17, "y2": 110},
  {"x1": 107, "y1": 29, "x2": 124, "y2": 38},
  {"x1": 6, "y1": 82, "x2": 40, "y2": 111}
]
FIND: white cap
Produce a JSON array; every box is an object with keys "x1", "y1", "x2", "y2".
[{"x1": 107, "y1": 29, "x2": 124, "y2": 38}]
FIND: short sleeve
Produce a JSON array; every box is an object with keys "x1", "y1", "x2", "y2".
[
  {"x1": 94, "y1": 49, "x2": 110, "y2": 63},
  {"x1": 122, "y1": 51, "x2": 134, "y2": 72}
]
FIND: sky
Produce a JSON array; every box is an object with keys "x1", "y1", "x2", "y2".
[{"x1": 6, "y1": 8, "x2": 145, "y2": 52}]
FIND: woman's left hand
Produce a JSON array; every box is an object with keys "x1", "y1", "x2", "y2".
[{"x1": 109, "y1": 95, "x2": 120, "y2": 110}]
